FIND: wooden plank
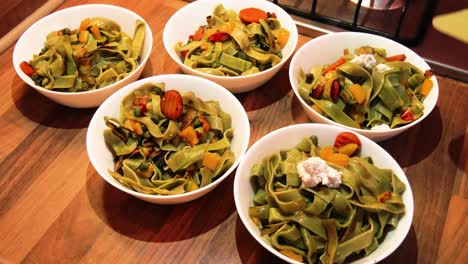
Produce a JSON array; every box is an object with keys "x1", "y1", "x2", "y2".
[{"x1": 436, "y1": 195, "x2": 468, "y2": 263}]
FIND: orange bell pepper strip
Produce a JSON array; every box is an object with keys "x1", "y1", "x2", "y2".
[
  {"x1": 322, "y1": 57, "x2": 347, "y2": 75},
  {"x1": 385, "y1": 54, "x2": 406, "y2": 62},
  {"x1": 189, "y1": 26, "x2": 204, "y2": 41}
]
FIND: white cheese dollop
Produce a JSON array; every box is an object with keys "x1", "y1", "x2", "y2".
[
  {"x1": 350, "y1": 54, "x2": 376, "y2": 71},
  {"x1": 370, "y1": 124, "x2": 391, "y2": 131},
  {"x1": 297, "y1": 157, "x2": 342, "y2": 188},
  {"x1": 375, "y1": 63, "x2": 392, "y2": 73}
]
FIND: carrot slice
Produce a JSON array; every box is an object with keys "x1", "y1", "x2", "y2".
[
  {"x1": 160, "y1": 90, "x2": 183, "y2": 120},
  {"x1": 239, "y1": 7, "x2": 268, "y2": 23},
  {"x1": 385, "y1": 54, "x2": 406, "y2": 62},
  {"x1": 322, "y1": 57, "x2": 347, "y2": 75}
]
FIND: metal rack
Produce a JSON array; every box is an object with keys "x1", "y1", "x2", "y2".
[{"x1": 272, "y1": 0, "x2": 437, "y2": 45}]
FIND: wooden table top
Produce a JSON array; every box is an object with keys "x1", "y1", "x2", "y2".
[{"x1": 0, "y1": 0, "x2": 466, "y2": 263}]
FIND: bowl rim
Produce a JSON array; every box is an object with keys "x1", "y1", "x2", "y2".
[
  {"x1": 162, "y1": 0, "x2": 299, "y2": 81},
  {"x1": 12, "y1": 3, "x2": 153, "y2": 96},
  {"x1": 234, "y1": 123, "x2": 414, "y2": 264},
  {"x1": 86, "y1": 74, "x2": 251, "y2": 201},
  {"x1": 288, "y1": 31, "x2": 439, "y2": 135}
]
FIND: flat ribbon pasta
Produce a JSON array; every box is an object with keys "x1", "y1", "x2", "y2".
[
  {"x1": 103, "y1": 83, "x2": 235, "y2": 195},
  {"x1": 248, "y1": 136, "x2": 406, "y2": 263}
]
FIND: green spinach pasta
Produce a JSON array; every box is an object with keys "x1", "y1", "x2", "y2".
[
  {"x1": 103, "y1": 82, "x2": 235, "y2": 195},
  {"x1": 298, "y1": 46, "x2": 434, "y2": 129},
  {"x1": 20, "y1": 17, "x2": 146, "y2": 92},
  {"x1": 174, "y1": 4, "x2": 290, "y2": 76},
  {"x1": 248, "y1": 134, "x2": 406, "y2": 263}
]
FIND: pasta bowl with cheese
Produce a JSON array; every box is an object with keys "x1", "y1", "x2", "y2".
[
  {"x1": 289, "y1": 32, "x2": 438, "y2": 141},
  {"x1": 234, "y1": 124, "x2": 413, "y2": 263},
  {"x1": 163, "y1": 0, "x2": 298, "y2": 93},
  {"x1": 87, "y1": 74, "x2": 250, "y2": 204}
]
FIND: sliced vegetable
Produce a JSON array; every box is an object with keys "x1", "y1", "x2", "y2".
[
  {"x1": 79, "y1": 18, "x2": 91, "y2": 31},
  {"x1": 337, "y1": 143, "x2": 359, "y2": 156},
  {"x1": 202, "y1": 152, "x2": 221, "y2": 171},
  {"x1": 311, "y1": 104, "x2": 323, "y2": 115},
  {"x1": 199, "y1": 116, "x2": 210, "y2": 132},
  {"x1": 218, "y1": 22, "x2": 236, "y2": 34},
  {"x1": 349, "y1": 84, "x2": 366, "y2": 104},
  {"x1": 320, "y1": 146, "x2": 335, "y2": 161},
  {"x1": 239, "y1": 7, "x2": 268, "y2": 23},
  {"x1": 311, "y1": 85, "x2": 324, "y2": 99},
  {"x1": 328, "y1": 153, "x2": 350, "y2": 167},
  {"x1": 400, "y1": 108, "x2": 415, "y2": 122},
  {"x1": 279, "y1": 249, "x2": 303, "y2": 262},
  {"x1": 419, "y1": 79, "x2": 433, "y2": 97},
  {"x1": 331, "y1": 80, "x2": 340, "y2": 102},
  {"x1": 20, "y1": 61, "x2": 35, "y2": 76},
  {"x1": 90, "y1": 25, "x2": 102, "y2": 40},
  {"x1": 180, "y1": 50, "x2": 188, "y2": 58},
  {"x1": 424, "y1": 69, "x2": 433, "y2": 78},
  {"x1": 208, "y1": 32, "x2": 229, "y2": 42},
  {"x1": 179, "y1": 125, "x2": 199, "y2": 146},
  {"x1": 385, "y1": 54, "x2": 406, "y2": 62},
  {"x1": 160, "y1": 90, "x2": 183, "y2": 120},
  {"x1": 378, "y1": 191, "x2": 392, "y2": 202},
  {"x1": 322, "y1": 58, "x2": 347, "y2": 75},
  {"x1": 334, "y1": 132, "x2": 361, "y2": 148},
  {"x1": 79, "y1": 30, "x2": 89, "y2": 43},
  {"x1": 189, "y1": 26, "x2": 204, "y2": 41},
  {"x1": 276, "y1": 28, "x2": 290, "y2": 48}
]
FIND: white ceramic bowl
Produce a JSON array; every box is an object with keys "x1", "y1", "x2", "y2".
[
  {"x1": 163, "y1": 0, "x2": 298, "y2": 93},
  {"x1": 289, "y1": 32, "x2": 439, "y2": 141},
  {"x1": 13, "y1": 4, "x2": 153, "y2": 108},
  {"x1": 234, "y1": 123, "x2": 414, "y2": 263},
  {"x1": 87, "y1": 74, "x2": 250, "y2": 204}
]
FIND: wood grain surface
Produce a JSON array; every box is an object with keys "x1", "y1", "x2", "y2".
[{"x1": 0, "y1": 0, "x2": 467, "y2": 264}]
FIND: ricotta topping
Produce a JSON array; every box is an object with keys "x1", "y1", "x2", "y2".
[
  {"x1": 375, "y1": 63, "x2": 392, "y2": 73},
  {"x1": 297, "y1": 157, "x2": 342, "y2": 188},
  {"x1": 350, "y1": 54, "x2": 376, "y2": 71},
  {"x1": 370, "y1": 123, "x2": 391, "y2": 131}
]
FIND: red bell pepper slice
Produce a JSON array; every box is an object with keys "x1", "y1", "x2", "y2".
[
  {"x1": 331, "y1": 80, "x2": 340, "y2": 102},
  {"x1": 20, "y1": 61, "x2": 35, "y2": 76},
  {"x1": 311, "y1": 85, "x2": 324, "y2": 99},
  {"x1": 208, "y1": 32, "x2": 229, "y2": 42},
  {"x1": 400, "y1": 108, "x2": 415, "y2": 122}
]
